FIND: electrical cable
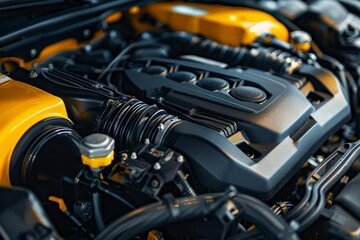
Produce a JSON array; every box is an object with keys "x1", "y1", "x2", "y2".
[{"x1": 95, "y1": 192, "x2": 299, "y2": 240}]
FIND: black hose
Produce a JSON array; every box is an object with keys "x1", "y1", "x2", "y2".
[
  {"x1": 298, "y1": 143, "x2": 360, "y2": 231},
  {"x1": 96, "y1": 98, "x2": 178, "y2": 149},
  {"x1": 286, "y1": 141, "x2": 360, "y2": 231},
  {"x1": 95, "y1": 193, "x2": 299, "y2": 240},
  {"x1": 91, "y1": 170, "x2": 106, "y2": 233},
  {"x1": 160, "y1": 32, "x2": 301, "y2": 74},
  {"x1": 92, "y1": 192, "x2": 105, "y2": 232},
  {"x1": 61, "y1": 175, "x2": 135, "y2": 210},
  {"x1": 233, "y1": 195, "x2": 299, "y2": 240}
]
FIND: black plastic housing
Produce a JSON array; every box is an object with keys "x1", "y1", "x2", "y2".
[{"x1": 122, "y1": 57, "x2": 350, "y2": 199}]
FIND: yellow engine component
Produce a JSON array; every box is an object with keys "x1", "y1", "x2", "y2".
[
  {"x1": 0, "y1": 76, "x2": 69, "y2": 185},
  {"x1": 147, "y1": 230, "x2": 164, "y2": 240},
  {"x1": 0, "y1": 12, "x2": 122, "y2": 70},
  {"x1": 81, "y1": 151, "x2": 115, "y2": 169},
  {"x1": 131, "y1": 2, "x2": 289, "y2": 46},
  {"x1": 49, "y1": 196, "x2": 68, "y2": 212}
]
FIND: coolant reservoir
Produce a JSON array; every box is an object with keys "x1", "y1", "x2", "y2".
[
  {"x1": 131, "y1": 1, "x2": 289, "y2": 46},
  {"x1": 0, "y1": 76, "x2": 69, "y2": 185}
]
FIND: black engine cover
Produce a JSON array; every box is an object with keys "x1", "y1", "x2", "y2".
[{"x1": 122, "y1": 57, "x2": 350, "y2": 199}]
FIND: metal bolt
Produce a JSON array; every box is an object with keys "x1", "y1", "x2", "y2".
[
  {"x1": 326, "y1": 192, "x2": 334, "y2": 206},
  {"x1": 130, "y1": 152, "x2": 137, "y2": 160},
  {"x1": 84, "y1": 44, "x2": 92, "y2": 52},
  {"x1": 289, "y1": 220, "x2": 300, "y2": 231},
  {"x1": 150, "y1": 179, "x2": 160, "y2": 188},
  {"x1": 110, "y1": 30, "x2": 118, "y2": 38},
  {"x1": 158, "y1": 123, "x2": 165, "y2": 132},
  {"x1": 153, "y1": 162, "x2": 161, "y2": 170},
  {"x1": 250, "y1": 48, "x2": 259, "y2": 57},
  {"x1": 144, "y1": 138, "x2": 150, "y2": 145},
  {"x1": 316, "y1": 155, "x2": 325, "y2": 163},
  {"x1": 121, "y1": 153, "x2": 128, "y2": 162},
  {"x1": 158, "y1": 97, "x2": 164, "y2": 103},
  {"x1": 83, "y1": 29, "x2": 91, "y2": 38},
  {"x1": 30, "y1": 49, "x2": 38, "y2": 58},
  {"x1": 48, "y1": 63, "x2": 54, "y2": 69},
  {"x1": 340, "y1": 175, "x2": 349, "y2": 185},
  {"x1": 177, "y1": 155, "x2": 184, "y2": 163},
  {"x1": 29, "y1": 70, "x2": 38, "y2": 78},
  {"x1": 309, "y1": 53, "x2": 317, "y2": 61}
]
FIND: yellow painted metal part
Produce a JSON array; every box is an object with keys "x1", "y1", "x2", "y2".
[
  {"x1": 0, "y1": 79, "x2": 69, "y2": 185},
  {"x1": 147, "y1": 230, "x2": 164, "y2": 240},
  {"x1": 81, "y1": 150, "x2": 114, "y2": 169},
  {"x1": 0, "y1": 12, "x2": 122, "y2": 70},
  {"x1": 292, "y1": 42, "x2": 311, "y2": 52},
  {"x1": 131, "y1": 2, "x2": 289, "y2": 46},
  {"x1": 49, "y1": 196, "x2": 68, "y2": 212}
]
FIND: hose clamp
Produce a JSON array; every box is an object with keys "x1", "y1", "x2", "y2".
[{"x1": 154, "y1": 117, "x2": 181, "y2": 145}]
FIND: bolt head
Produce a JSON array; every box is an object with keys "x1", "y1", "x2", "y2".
[
  {"x1": 158, "y1": 123, "x2": 165, "y2": 132},
  {"x1": 83, "y1": 29, "x2": 91, "y2": 38},
  {"x1": 130, "y1": 152, "x2": 137, "y2": 160},
  {"x1": 177, "y1": 155, "x2": 184, "y2": 163},
  {"x1": 153, "y1": 162, "x2": 161, "y2": 170},
  {"x1": 121, "y1": 153, "x2": 128, "y2": 161},
  {"x1": 29, "y1": 71, "x2": 38, "y2": 78},
  {"x1": 30, "y1": 49, "x2": 37, "y2": 58},
  {"x1": 151, "y1": 179, "x2": 160, "y2": 188}
]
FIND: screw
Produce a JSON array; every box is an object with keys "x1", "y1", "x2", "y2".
[
  {"x1": 340, "y1": 175, "x2": 349, "y2": 185},
  {"x1": 289, "y1": 220, "x2": 300, "y2": 231},
  {"x1": 83, "y1": 29, "x2": 91, "y2": 38},
  {"x1": 29, "y1": 70, "x2": 38, "y2": 78},
  {"x1": 158, "y1": 123, "x2": 165, "y2": 132},
  {"x1": 158, "y1": 97, "x2": 164, "y2": 103},
  {"x1": 121, "y1": 153, "x2": 128, "y2": 161},
  {"x1": 153, "y1": 162, "x2": 161, "y2": 170},
  {"x1": 130, "y1": 152, "x2": 137, "y2": 160},
  {"x1": 110, "y1": 30, "x2": 118, "y2": 38},
  {"x1": 316, "y1": 155, "x2": 324, "y2": 163},
  {"x1": 30, "y1": 49, "x2": 38, "y2": 58},
  {"x1": 48, "y1": 63, "x2": 54, "y2": 69},
  {"x1": 150, "y1": 179, "x2": 160, "y2": 188},
  {"x1": 144, "y1": 138, "x2": 150, "y2": 145},
  {"x1": 177, "y1": 155, "x2": 184, "y2": 163},
  {"x1": 250, "y1": 48, "x2": 259, "y2": 57},
  {"x1": 84, "y1": 44, "x2": 92, "y2": 52}
]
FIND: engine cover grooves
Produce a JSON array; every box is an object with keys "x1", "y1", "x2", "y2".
[
  {"x1": 122, "y1": 57, "x2": 351, "y2": 199},
  {"x1": 124, "y1": 57, "x2": 314, "y2": 142}
]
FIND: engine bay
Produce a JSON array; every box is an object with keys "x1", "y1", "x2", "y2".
[{"x1": 0, "y1": 0, "x2": 360, "y2": 239}]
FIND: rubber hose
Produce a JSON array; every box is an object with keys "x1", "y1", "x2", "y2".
[
  {"x1": 95, "y1": 193, "x2": 299, "y2": 240},
  {"x1": 92, "y1": 192, "x2": 105, "y2": 232},
  {"x1": 233, "y1": 195, "x2": 299, "y2": 240}
]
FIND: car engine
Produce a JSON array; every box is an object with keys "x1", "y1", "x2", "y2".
[{"x1": 0, "y1": 0, "x2": 359, "y2": 239}]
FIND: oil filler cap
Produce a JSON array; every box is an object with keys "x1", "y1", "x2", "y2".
[
  {"x1": 230, "y1": 86, "x2": 266, "y2": 103},
  {"x1": 79, "y1": 133, "x2": 115, "y2": 169}
]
